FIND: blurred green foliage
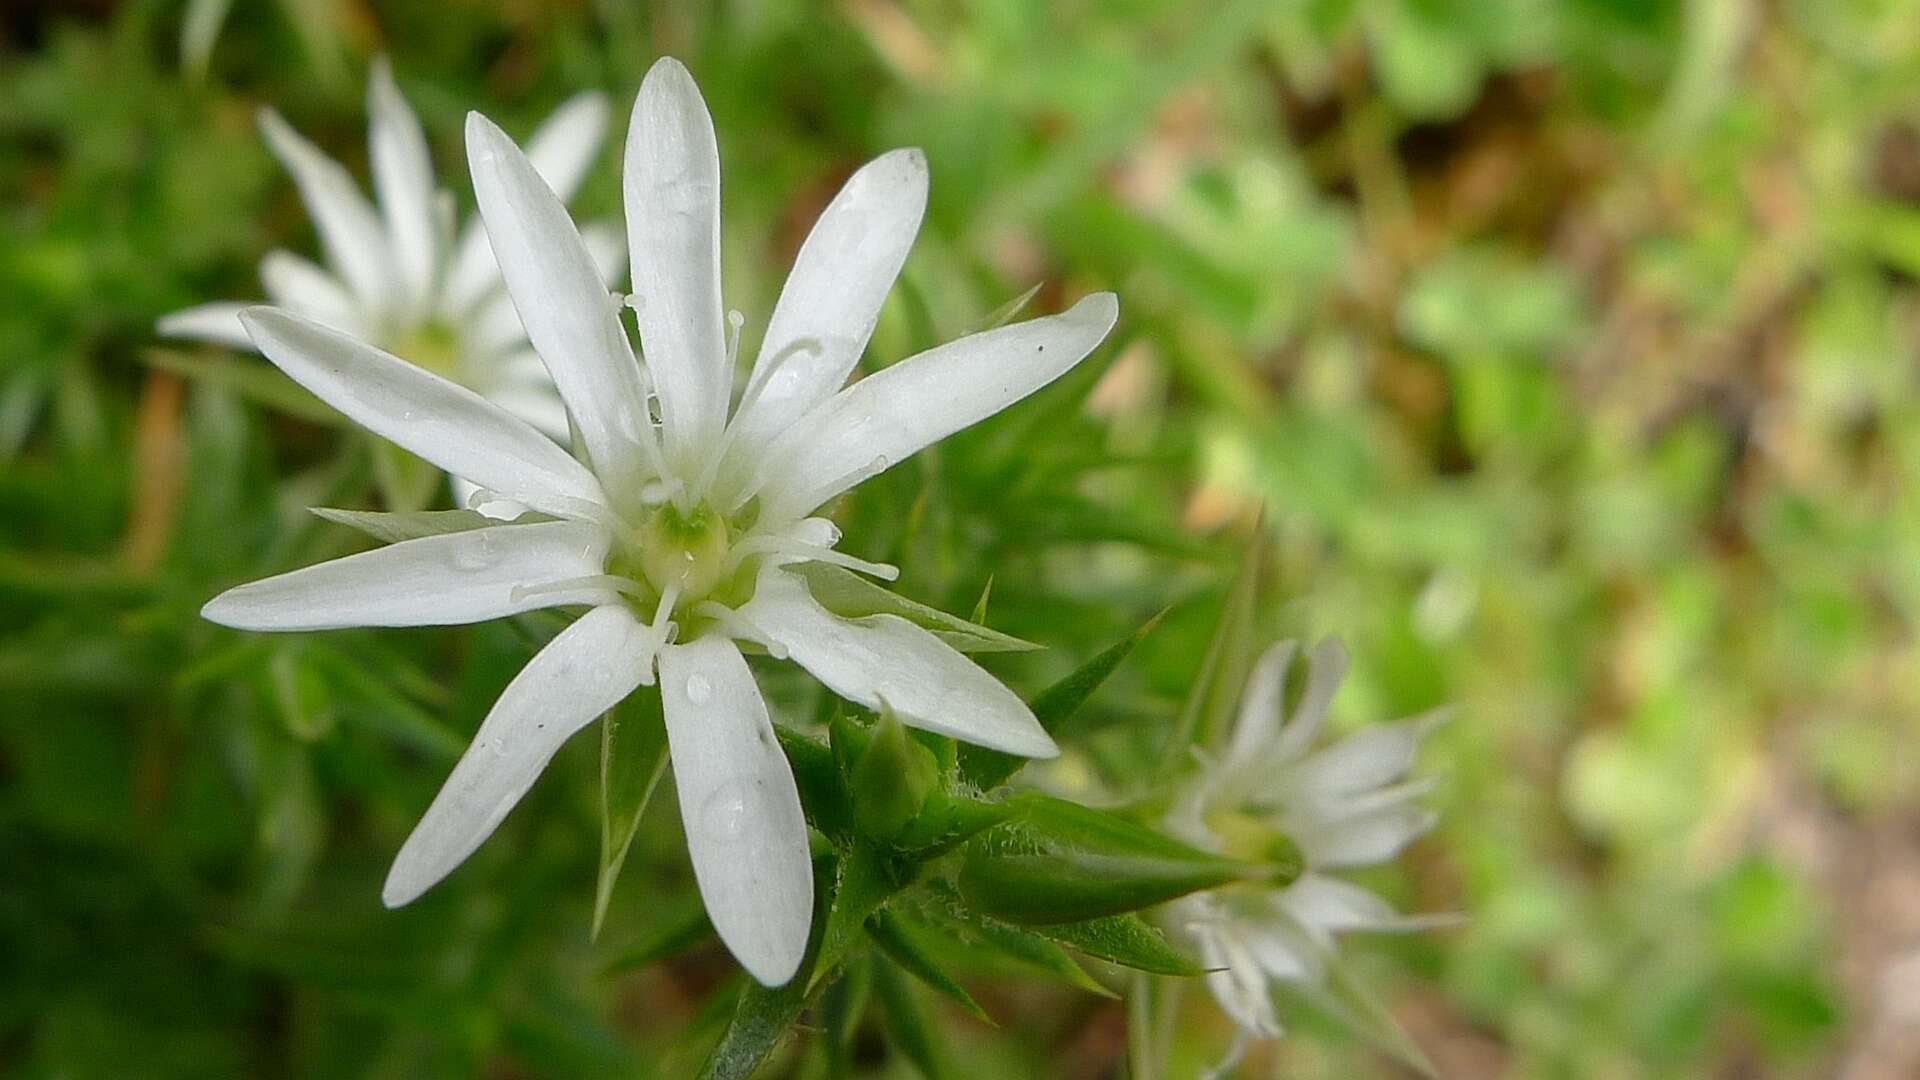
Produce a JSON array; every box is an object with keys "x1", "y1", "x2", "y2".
[{"x1": 5, "y1": 0, "x2": 1918, "y2": 1076}]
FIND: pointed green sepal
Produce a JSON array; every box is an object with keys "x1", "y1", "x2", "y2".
[{"x1": 957, "y1": 794, "x2": 1258, "y2": 924}]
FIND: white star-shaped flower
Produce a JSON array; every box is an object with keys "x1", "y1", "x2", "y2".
[
  {"x1": 1162, "y1": 639, "x2": 1451, "y2": 1053},
  {"x1": 159, "y1": 60, "x2": 617, "y2": 491},
  {"x1": 201, "y1": 57, "x2": 1118, "y2": 986}
]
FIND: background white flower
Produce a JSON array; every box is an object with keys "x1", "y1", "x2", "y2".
[
  {"x1": 157, "y1": 59, "x2": 617, "y2": 483},
  {"x1": 1163, "y1": 638, "x2": 1453, "y2": 1058},
  {"x1": 201, "y1": 56, "x2": 1119, "y2": 987}
]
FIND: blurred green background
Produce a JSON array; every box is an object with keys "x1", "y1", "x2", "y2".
[{"x1": 5, "y1": 0, "x2": 1918, "y2": 1076}]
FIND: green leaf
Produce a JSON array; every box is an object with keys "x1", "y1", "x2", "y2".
[
  {"x1": 957, "y1": 794, "x2": 1254, "y2": 925},
  {"x1": 1035, "y1": 914, "x2": 1204, "y2": 977},
  {"x1": 1163, "y1": 523, "x2": 1263, "y2": 773},
  {"x1": 872, "y1": 954, "x2": 949, "y2": 1080},
  {"x1": 598, "y1": 894, "x2": 713, "y2": 975},
  {"x1": 818, "y1": 955, "x2": 872, "y2": 1080},
  {"x1": 958, "y1": 607, "x2": 1168, "y2": 789},
  {"x1": 308, "y1": 506, "x2": 514, "y2": 544},
  {"x1": 143, "y1": 347, "x2": 342, "y2": 426},
  {"x1": 916, "y1": 897, "x2": 1113, "y2": 997},
  {"x1": 793, "y1": 563, "x2": 1039, "y2": 653},
  {"x1": 866, "y1": 910, "x2": 990, "y2": 1022},
  {"x1": 595, "y1": 690, "x2": 669, "y2": 938}
]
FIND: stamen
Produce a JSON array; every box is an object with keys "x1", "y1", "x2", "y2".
[
  {"x1": 694, "y1": 601, "x2": 790, "y2": 659},
  {"x1": 630, "y1": 581, "x2": 682, "y2": 687},
  {"x1": 508, "y1": 574, "x2": 646, "y2": 605},
  {"x1": 722, "y1": 533, "x2": 899, "y2": 580},
  {"x1": 725, "y1": 309, "x2": 746, "y2": 371}
]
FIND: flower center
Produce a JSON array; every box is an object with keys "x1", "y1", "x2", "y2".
[
  {"x1": 623, "y1": 501, "x2": 733, "y2": 605},
  {"x1": 1204, "y1": 808, "x2": 1305, "y2": 874},
  {"x1": 387, "y1": 323, "x2": 464, "y2": 382}
]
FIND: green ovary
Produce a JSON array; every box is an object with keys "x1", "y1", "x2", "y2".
[
  {"x1": 387, "y1": 323, "x2": 464, "y2": 382},
  {"x1": 1206, "y1": 808, "x2": 1305, "y2": 878},
  {"x1": 621, "y1": 501, "x2": 734, "y2": 605}
]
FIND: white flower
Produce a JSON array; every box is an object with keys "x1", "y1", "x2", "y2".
[
  {"x1": 200, "y1": 57, "x2": 1119, "y2": 987},
  {"x1": 1162, "y1": 639, "x2": 1449, "y2": 1051},
  {"x1": 158, "y1": 60, "x2": 617, "y2": 499}
]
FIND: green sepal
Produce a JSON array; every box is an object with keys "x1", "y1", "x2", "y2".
[
  {"x1": 866, "y1": 909, "x2": 991, "y2": 1022},
  {"x1": 794, "y1": 562, "x2": 1040, "y2": 653},
  {"x1": 370, "y1": 438, "x2": 441, "y2": 512},
  {"x1": 594, "y1": 689, "x2": 669, "y2": 939},
  {"x1": 776, "y1": 724, "x2": 855, "y2": 840},
  {"x1": 309, "y1": 505, "x2": 520, "y2": 544},
  {"x1": 957, "y1": 794, "x2": 1256, "y2": 924},
  {"x1": 958, "y1": 607, "x2": 1167, "y2": 789}
]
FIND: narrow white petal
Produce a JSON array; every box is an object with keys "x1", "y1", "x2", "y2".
[
  {"x1": 259, "y1": 251, "x2": 363, "y2": 332},
  {"x1": 1297, "y1": 804, "x2": 1436, "y2": 870},
  {"x1": 719, "y1": 148, "x2": 928, "y2": 480},
  {"x1": 367, "y1": 60, "x2": 439, "y2": 310},
  {"x1": 525, "y1": 90, "x2": 611, "y2": 202},
  {"x1": 486, "y1": 385, "x2": 570, "y2": 441},
  {"x1": 466, "y1": 290, "x2": 530, "y2": 357},
  {"x1": 742, "y1": 569, "x2": 1056, "y2": 757},
  {"x1": 383, "y1": 603, "x2": 656, "y2": 906},
  {"x1": 239, "y1": 307, "x2": 607, "y2": 518},
  {"x1": 157, "y1": 303, "x2": 255, "y2": 350},
  {"x1": 442, "y1": 93, "x2": 611, "y2": 314},
  {"x1": 1279, "y1": 874, "x2": 1407, "y2": 941},
  {"x1": 258, "y1": 108, "x2": 393, "y2": 316},
  {"x1": 624, "y1": 57, "x2": 728, "y2": 471},
  {"x1": 1226, "y1": 641, "x2": 1298, "y2": 769},
  {"x1": 1293, "y1": 718, "x2": 1430, "y2": 801},
  {"x1": 750, "y1": 292, "x2": 1119, "y2": 523},
  {"x1": 1197, "y1": 924, "x2": 1283, "y2": 1036},
  {"x1": 468, "y1": 112, "x2": 653, "y2": 502},
  {"x1": 658, "y1": 634, "x2": 813, "y2": 986},
  {"x1": 202, "y1": 520, "x2": 614, "y2": 631},
  {"x1": 1273, "y1": 638, "x2": 1347, "y2": 761}
]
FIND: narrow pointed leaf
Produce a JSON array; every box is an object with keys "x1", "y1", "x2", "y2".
[
  {"x1": 872, "y1": 957, "x2": 949, "y2": 1080},
  {"x1": 1034, "y1": 914, "x2": 1205, "y2": 977},
  {"x1": 866, "y1": 910, "x2": 990, "y2": 1022},
  {"x1": 959, "y1": 607, "x2": 1167, "y2": 788},
  {"x1": 599, "y1": 893, "x2": 714, "y2": 975}
]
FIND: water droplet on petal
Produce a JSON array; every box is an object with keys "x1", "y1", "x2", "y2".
[
  {"x1": 451, "y1": 531, "x2": 493, "y2": 571},
  {"x1": 698, "y1": 779, "x2": 757, "y2": 843},
  {"x1": 684, "y1": 673, "x2": 711, "y2": 705}
]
